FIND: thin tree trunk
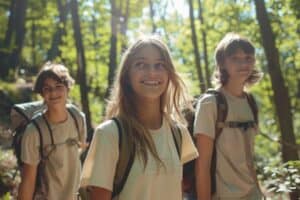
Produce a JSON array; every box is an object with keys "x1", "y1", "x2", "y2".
[
  {"x1": 4, "y1": 0, "x2": 16, "y2": 47},
  {"x1": 105, "y1": 0, "x2": 118, "y2": 99},
  {"x1": 149, "y1": 0, "x2": 156, "y2": 33},
  {"x1": 197, "y1": 0, "x2": 211, "y2": 88},
  {"x1": 10, "y1": 0, "x2": 28, "y2": 76},
  {"x1": 254, "y1": 1, "x2": 299, "y2": 198},
  {"x1": 120, "y1": 0, "x2": 130, "y2": 52},
  {"x1": 47, "y1": 0, "x2": 69, "y2": 60},
  {"x1": 31, "y1": 20, "x2": 36, "y2": 64},
  {"x1": 70, "y1": 0, "x2": 92, "y2": 133},
  {"x1": 187, "y1": 0, "x2": 205, "y2": 92},
  {"x1": 0, "y1": 0, "x2": 16, "y2": 78}
]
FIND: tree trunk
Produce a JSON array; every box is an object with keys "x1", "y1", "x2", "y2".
[
  {"x1": 105, "y1": 0, "x2": 118, "y2": 99},
  {"x1": 31, "y1": 20, "x2": 36, "y2": 64},
  {"x1": 4, "y1": 0, "x2": 16, "y2": 47},
  {"x1": 149, "y1": 0, "x2": 157, "y2": 33},
  {"x1": 254, "y1": 1, "x2": 299, "y2": 198},
  {"x1": 120, "y1": 0, "x2": 130, "y2": 52},
  {"x1": 0, "y1": 0, "x2": 16, "y2": 78},
  {"x1": 70, "y1": 0, "x2": 92, "y2": 133},
  {"x1": 10, "y1": 0, "x2": 28, "y2": 76},
  {"x1": 47, "y1": 0, "x2": 69, "y2": 60},
  {"x1": 197, "y1": 0, "x2": 211, "y2": 88},
  {"x1": 187, "y1": 0, "x2": 205, "y2": 92}
]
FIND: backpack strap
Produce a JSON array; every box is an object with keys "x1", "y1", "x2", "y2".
[
  {"x1": 31, "y1": 117, "x2": 45, "y2": 159},
  {"x1": 111, "y1": 117, "x2": 135, "y2": 198},
  {"x1": 170, "y1": 123, "x2": 182, "y2": 159},
  {"x1": 67, "y1": 107, "x2": 81, "y2": 140},
  {"x1": 206, "y1": 89, "x2": 228, "y2": 139},
  {"x1": 245, "y1": 93, "x2": 258, "y2": 124},
  {"x1": 205, "y1": 89, "x2": 228, "y2": 194}
]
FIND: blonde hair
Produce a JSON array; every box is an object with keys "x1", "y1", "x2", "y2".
[
  {"x1": 105, "y1": 36, "x2": 190, "y2": 167},
  {"x1": 212, "y1": 32, "x2": 263, "y2": 87}
]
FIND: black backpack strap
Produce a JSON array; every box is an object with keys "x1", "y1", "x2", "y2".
[
  {"x1": 111, "y1": 117, "x2": 135, "y2": 198},
  {"x1": 245, "y1": 93, "x2": 258, "y2": 124},
  {"x1": 206, "y1": 89, "x2": 228, "y2": 194},
  {"x1": 41, "y1": 114, "x2": 55, "y2": 146},
  {"x1": 67, "y1": 107, "x2": 80, "y2": 139},
  {"x1": 30, "y1": 115, "x2": 47, "y2": 159},
  {"x1": 170, "y1": 123, "x2": 182, "y2": 159}
]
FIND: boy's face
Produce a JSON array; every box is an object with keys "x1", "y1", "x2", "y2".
[
  {"x1": 223, "y1": 48, "x2": 255, "y2": 84},
  {"x1": 41, "y1": 77, "x2": 68, "y2": 109}
]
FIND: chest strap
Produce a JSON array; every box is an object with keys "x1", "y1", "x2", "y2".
[{"x1": 217, "y1": 121, "x2": 256, "y2": 131}]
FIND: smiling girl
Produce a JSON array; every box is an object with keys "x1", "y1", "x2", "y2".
[{"x1": 80, "y1": 36, "x2": 198, "y2": 200}]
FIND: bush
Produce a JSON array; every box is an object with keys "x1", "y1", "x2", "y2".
[{"x1": 0, "y1": 149, "x2": 19, "y2": 199}]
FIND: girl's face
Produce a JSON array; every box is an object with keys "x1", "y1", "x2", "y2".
[
  {"x1": 41, "y1": 77, "x2": 68, "y2": 109},
  {"x1": 128, "y1": 45, "x2": 169, "y2": 103},
  {"x1": 223, "y1": 48, "x2": 255, "y2": 84}
]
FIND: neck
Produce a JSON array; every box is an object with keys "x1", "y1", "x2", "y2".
[
  {"x1": 223, "y1": 80, "x2": 245, "y2": 97},
  {"x1": 135, "y1": 99, "x2": 162, "y2": 129},
  {"x1": 45, "y1": 107, "x2": 68, "y2": 123}
]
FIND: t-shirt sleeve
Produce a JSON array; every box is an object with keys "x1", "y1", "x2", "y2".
[
  {"x1": 80, "y1": 120, "x2": 119, "y2": 191},
  {"x1": 193, "y1": 94, "x2": 217, "y2": 139},
  {"x1": 21, "y1": 123, "x2": 41, "y2": 165},
  {"x1": 180, "y1": 126, "x2": 199, "y2": 164}
]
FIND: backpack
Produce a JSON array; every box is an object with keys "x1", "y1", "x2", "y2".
[
  {"x1": 182, "y1": 89, "x2": 258, "y2": 196},
  {"x1": 10, "y1": 101, "x2": 83, "y2": 167},
  {"x1": 78, "y1": 117, "x2": 182, "y2": 199}
]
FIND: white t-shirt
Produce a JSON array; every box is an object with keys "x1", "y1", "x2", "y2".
[
  {"x1": 21, "y1": 111, "x2": 87, "y2": 200},
  {"x1": 81, "y1": 118, "x2": 198, "y2": 200},
  {"x1": 193, "y1": 88, "x2": 262, "y2": 200}
]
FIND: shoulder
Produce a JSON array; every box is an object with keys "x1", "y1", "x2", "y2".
[
  {"x1": 67, "y1": 104, "x2": 85, "y2": 119},
  {"x1": 22, "y1": 121, "x2": 41, "y2": 144},
  {"x1": 198, "y1": 92, "x2": 217, "y2": 104},
  {"x1": 94, "y1": 119, "x2": 120, "y2": 141}
]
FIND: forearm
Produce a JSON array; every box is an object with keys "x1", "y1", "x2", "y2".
[
  {"x1": 17, "y1": 179, "x2": 35, "y2": 200},
  {"x1": 17, "y1": 164, "x2": 37, "y2": 200},
  {"x1": 195, "y1": 159, "x2": 211, "y2": 200},
  {"x1": 89, "y1": 186, "x2": 112, "y2": 200}
]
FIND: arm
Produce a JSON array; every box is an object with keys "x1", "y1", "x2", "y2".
[
  {"x1": 195, "y1": 134, "x2": 214, "y2": 200},
  {"x1": 17, "y1": 163, "x2": 38, "y2": 200},
  {"x1": 88, "y1": 186, "x2": 112, "y2": 200}
]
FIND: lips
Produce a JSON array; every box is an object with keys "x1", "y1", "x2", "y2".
[{"x1": 141, "y1": 80, "x2": 161, "y2": 86}]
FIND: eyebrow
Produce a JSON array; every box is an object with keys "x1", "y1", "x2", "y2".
[{"x1": 134, "y1": 57, "x2": 165, "y2": 61}]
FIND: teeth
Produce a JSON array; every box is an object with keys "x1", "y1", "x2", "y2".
[{"x1": 142, "y1": 80, "x2": 160, "y2": 85}]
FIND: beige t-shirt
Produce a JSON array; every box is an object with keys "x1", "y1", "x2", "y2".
[
  {"x1": 194, "y1": 88, "x2": 262, "y2": 200},
  {"x1": 21, "y1": 111, "x2": 87, "y2": 200},
  {"x1": 81, "y1": 118, "x2": 198, "y2": 200}
]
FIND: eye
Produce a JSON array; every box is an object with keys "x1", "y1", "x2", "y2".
[
  {"x1": 134, "y1": 61, "x2": 146, "y2": 70},
  {"x1": 154, "y1": 62, "x2": 166, "y2": 70},
  {"x1": 56, "y1": 84, "x2": 65, "y2": 90},
  {"x1": 42, "y1": 87, "x2": 51, "y2": 93},
  {"x1": 246, "y1": 56, "x2": 255, "y2": 63}
]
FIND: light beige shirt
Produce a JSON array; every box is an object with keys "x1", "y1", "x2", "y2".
[
  {"x1": 21, "y1": 111, "x2": 86, "y2": 200},
  {"x1": 194, "y1": 88, "x2": 262, "y2": 200},
  {"x1": 81, "y1": 118, "x2": 198, "y2": 200}
]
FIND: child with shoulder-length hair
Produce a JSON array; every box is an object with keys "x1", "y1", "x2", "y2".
[
  {"x1": 81, "y1": 36, "x2": 198, "y2": 200},
  {"x1": 18, "y1": 62, "x2": 87, "y2": 200},
  {"x1": 194, "y1": 33, "x2": 264, "y2": 200}
]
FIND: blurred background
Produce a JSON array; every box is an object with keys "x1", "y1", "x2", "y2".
[{"x1": 0, "y1": 0, "x2": 299, "y2": 199}]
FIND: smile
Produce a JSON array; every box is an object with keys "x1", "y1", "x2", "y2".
[{"x1": 141, "y1": 80, "x2": 161, "y2": 86}]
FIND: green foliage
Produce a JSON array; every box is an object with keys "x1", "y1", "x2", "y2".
[
  {"x1": 0, "y1": 0, "x2": 299, "y2": 197},
  {"x1": 262, "y1": 161, "x2": 300, "y2": 194},
  {"x1": 0, "y1": 149, "x2": 19, "y2": 199}
]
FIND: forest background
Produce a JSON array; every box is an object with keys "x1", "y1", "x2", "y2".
[{"x1": 0, "y1": 0, "x2": 299, "y2": 199}]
